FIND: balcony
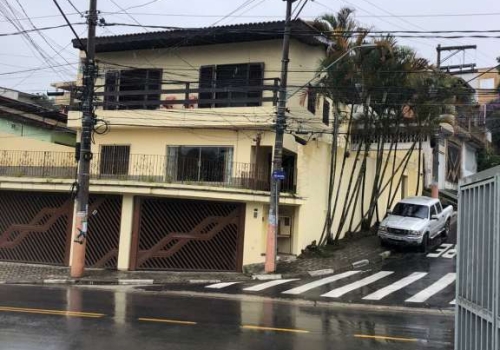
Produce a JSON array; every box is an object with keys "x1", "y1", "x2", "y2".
[
  {"x1": 85, "y1": 78, "x2": 280, "y2": 111},
  {"x1": 0, "y1": 150, "x2": 296, "y2": 193}
]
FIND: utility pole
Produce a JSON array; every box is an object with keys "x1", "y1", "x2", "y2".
[
  {"x1": 265, "y1": 0, "x2": 297, "y2": 273},
  {"x1": 70, "y1": 0, "x2": 98, "y2": 278}
]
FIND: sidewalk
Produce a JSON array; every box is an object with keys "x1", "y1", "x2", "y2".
[
  {"x1": 0, "y1": 234, "x2": 389, "y2": 285},
  {"x1": 0, "y1": 262, "x2": 250, "y2": 285}
]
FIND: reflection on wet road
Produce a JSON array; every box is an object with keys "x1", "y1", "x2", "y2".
[{"x1": 0, "y1": 284, "x2": 453, "y2": 350}]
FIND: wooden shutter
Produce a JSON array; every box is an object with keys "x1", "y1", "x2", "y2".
[
  {"x1": 146, "y1": 69, "x2": 162, "y2": 110},
  {"x1": 248, "y1": 63, "x2": 264, "y2": 106},
  {"x1": 199, "y1": 65, "x2": 215, "y2": 108},
  {"x1": 104, "y1": 71, "x2": 119, "y2": 110},
  {"x1": 307, "y1": 85, "x2": 317, "y2": 115},
  {"x1": 322, "y1": 99, "x2": 330, "y2": 126}
]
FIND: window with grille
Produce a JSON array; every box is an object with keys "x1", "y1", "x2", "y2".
[
  {"x1": 103, "y1": 69, "x2": 162, "y2": 110},
  {"x1": 100, "y1": 145, "x2": 130, "y2": 176},
  {"x1": 198, "y1": 63, "x2": 264, "y2": 108},
  {"x1": 166, "y1": 146, "x2": 233, "y2": 183}
]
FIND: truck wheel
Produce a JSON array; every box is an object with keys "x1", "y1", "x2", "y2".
[
  {"x1": 380, "y1": 239, "x2": 389, "y2": 248},
  {"x1": 420, "y1": 233, "x2": 429, "y2": 253},
  {"x1": 443, "y1": 219, "x2": 451, "y2": 238}
]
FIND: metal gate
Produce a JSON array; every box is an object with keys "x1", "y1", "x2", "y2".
[
  {"x1": 85, "y1": 195, "x2": 122, "y2": 269},
  {"x1": 0, "y1": 191, "x2": 122, "y2": 269},
  {"x1": 456, "y1": 166, "x2": 500, "y2": 350},
  {"x1": 0, "y1": 191, "x2": 73, "y2": 265},
  {"x1": 131, "y1": 197, "x2": 244, "y2": 271}
]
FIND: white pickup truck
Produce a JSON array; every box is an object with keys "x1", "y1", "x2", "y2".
[{"x1": 378, "y1": 196, "x2": 453, "y2": 252}]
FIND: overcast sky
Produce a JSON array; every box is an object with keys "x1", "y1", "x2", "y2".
[{"x1": 0, "y1": 0, "x2": 499, "y2": 93}]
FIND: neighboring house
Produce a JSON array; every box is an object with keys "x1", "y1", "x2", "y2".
[
  {"x1": 424, "y1": 73, "x2": 493, "y2": 194},
  {"x1": 0, "y1": 20, "x2": 422, "y2": 272},
  {"x1": 0, "y1": 87, "x2": 76, "y2": 149}
]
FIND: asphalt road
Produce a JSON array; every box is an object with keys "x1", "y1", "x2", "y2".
[
  {"x1": 0, "y1": 284, "x2": 454, "y2": 350},
  {"x1": 149, "y1": 222, "x2": 458, "y2": 309}
]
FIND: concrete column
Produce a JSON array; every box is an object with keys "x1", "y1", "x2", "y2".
[
  {"x1": 242, "y1": 203, "x2": 265, "y2": 266},
  {"x1": 117, "y1": 195, "x2": 135, "y2": 271}
]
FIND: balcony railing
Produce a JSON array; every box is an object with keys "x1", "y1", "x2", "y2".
[
  {"x1": 85, "y1": 78, "x2": 280, "y2": 110},
  {"x1": 0, "y1": 150, "x2": 296, "y2": 193}
]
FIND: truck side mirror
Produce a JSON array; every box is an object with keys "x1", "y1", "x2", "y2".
[{"x1": 431, "y1": 215, "x2": 439, "y2": 220}]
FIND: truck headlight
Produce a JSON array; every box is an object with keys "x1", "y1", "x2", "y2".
[
  {"x1": 409, "y1": 230, "x2": 421, "y2": 236},
  {"x1": 379, "y1": 226, "x2": 387, "y2": 233}
]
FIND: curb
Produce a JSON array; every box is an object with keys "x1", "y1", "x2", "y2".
[{"x1": 280, "y1": 250, "x2": 393, "y2": 279}]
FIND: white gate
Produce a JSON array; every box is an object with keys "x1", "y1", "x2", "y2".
[{"x1": 456, "y1": 166, "x2": 500, "y2": 350}]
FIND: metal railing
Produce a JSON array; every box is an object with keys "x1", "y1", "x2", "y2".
[{"x1": 0, "y1": 150, "x2": 296, "y2": 193}]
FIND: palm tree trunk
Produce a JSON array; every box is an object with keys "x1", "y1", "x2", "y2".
[{"x1": 327, "y1": 107, "x2": 355, "y2": 243}]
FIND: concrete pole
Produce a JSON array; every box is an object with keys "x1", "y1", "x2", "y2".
[
  {"x1": 71, "y1": 0, "x2": 98, "y2": 278},
  {"x1": 265, "y1": 0, "x2": 297, "y2": 273}
]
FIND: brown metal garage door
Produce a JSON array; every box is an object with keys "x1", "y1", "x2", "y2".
[
  {"x1": 85, "y1": 195, "x2": 122, "y2": 269},
  {"x1": 0, "y1": 191, "x2": 122, "y2": 269},
  {"x1": 131, "y1": 197, "x2": 245, "y2": 271},
  {"x1": 0, "y1": 191, "x2": 73, "y2": 265}
]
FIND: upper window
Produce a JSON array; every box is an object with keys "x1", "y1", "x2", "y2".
[
  {"x1": 104, "y1": 69, "x2": 162, "y2": 110},
  {"x1": 198, "y1": 63, "x2": 264, "y2": 108},
  {"x1": 307, "y1": 85, "x2": 317, "y2": 115},
  {"x1": 322, "y1": 99, "x2": 330, "y2": 126}
]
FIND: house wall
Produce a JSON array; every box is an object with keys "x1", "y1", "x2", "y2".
[
  {"x1": 68, "y1": 39, "x2": 327, "y2": 130},
  {"x1": 0, "y1": 130, "x2": 75, "y2": 152}
]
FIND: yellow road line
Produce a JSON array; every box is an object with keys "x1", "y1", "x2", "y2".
[
  {"x1": 354, "y1": 334, "x2": 419, "y2": 342},
  {"x1": 241, "y1": 325, "x2": 309, "y2": 334},
  {"x1": 0, "y1": 306, "x2": 104, "y2": 318},
  {"x1": 138, "y1": 317, "x2": 197, "y2": 325}
]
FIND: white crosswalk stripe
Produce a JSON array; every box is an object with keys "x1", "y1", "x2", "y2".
[
  {"x1": 406, "y1": 273, "x2": 456, "y2": 303},
  {"x1": 363, "y1": 272, "x2": 428, "y2": 301},
  {"x1": 282, "y1": 271, "x2": 361, "y2": 295},
  {"x1": 321, "y1": 271, "x2": 394, "y2": 298},
  {"x1": 205, "y1": 282, "x2": 240, "y2": 289},
  {"x1": 243, "y1": 279, "x2": 299, "y2": 292}
]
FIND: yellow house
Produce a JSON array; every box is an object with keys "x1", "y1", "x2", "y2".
[{"x1": 0, "y1": 20, "x2": 422, "y2": 272}]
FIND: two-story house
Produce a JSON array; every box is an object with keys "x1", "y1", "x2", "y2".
[{"x1": 0, "y1": 20, "x2": 422, "y2": 273}]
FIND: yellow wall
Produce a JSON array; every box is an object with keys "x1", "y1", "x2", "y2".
[{"x1": 0, "y1": 131, "x2": 75, "y2": 152}]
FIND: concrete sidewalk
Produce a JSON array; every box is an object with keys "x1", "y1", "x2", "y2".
[
  {"x1": 0, "y1": 262, "x2": 250, "y2": 285},
  {"x1": 0, "y1": 234, "x2": 389, "y2": 285}
]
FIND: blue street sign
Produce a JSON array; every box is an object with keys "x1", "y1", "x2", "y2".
[{"x1": 272, "y1": 170, "x2": 286, "y2": 180}]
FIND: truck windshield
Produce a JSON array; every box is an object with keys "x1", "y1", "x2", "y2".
[{"x1": 392, "y1": 203, "x2": 429, "y2": 219}]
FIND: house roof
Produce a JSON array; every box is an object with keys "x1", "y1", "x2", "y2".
[
  {"x1": 0, "y1": 95, "x2": 74, "y2": 133},
  {"x1": 72, "y1": 19, "x2": 328, "y2": 53}
]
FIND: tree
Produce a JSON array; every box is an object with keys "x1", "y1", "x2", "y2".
[{"x1": 309, "y1": 8, "x2": 473, "y2": 244}]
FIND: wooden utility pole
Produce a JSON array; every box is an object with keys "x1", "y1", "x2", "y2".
[
  {"x1": 71, "y1": 0, "x2": 98, "y2": 278},
  {"x1": 265, "y1": 0, "x2": 297, "y2": 273}
]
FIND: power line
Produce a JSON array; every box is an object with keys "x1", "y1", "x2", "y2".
[
  {"x1": 66, "y1": 0, "x2": 84, "y2": 17},
  {"x1": 52, "y1": 0, "x2": 87, "y2": 56},
  {"x1": 0, "y1": 23, "x2": 85, "y2": 37}
]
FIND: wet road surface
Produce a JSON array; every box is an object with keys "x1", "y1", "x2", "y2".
[
  {"x1": 149, "y1": 223, "x2": 458, "y2": 309},
  {"x1": 0, "y1": 284, "x2": 453, "y2": 349}
]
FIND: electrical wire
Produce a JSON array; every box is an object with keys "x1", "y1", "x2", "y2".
[{"x1": 52, "y1": 0, "x2": 87, "y2": 56}]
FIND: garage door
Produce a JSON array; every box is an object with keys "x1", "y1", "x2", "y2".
[
  {"x1": 131, "y1": 197, "x2": 244, "y2": 271},
  {"x1": 0, "y1": 191, "x2": 122, "y2": 269}
]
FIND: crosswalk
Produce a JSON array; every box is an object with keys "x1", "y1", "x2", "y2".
[{"x1": 203, "y1": 270, "x2": 457, "y2": 305}]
